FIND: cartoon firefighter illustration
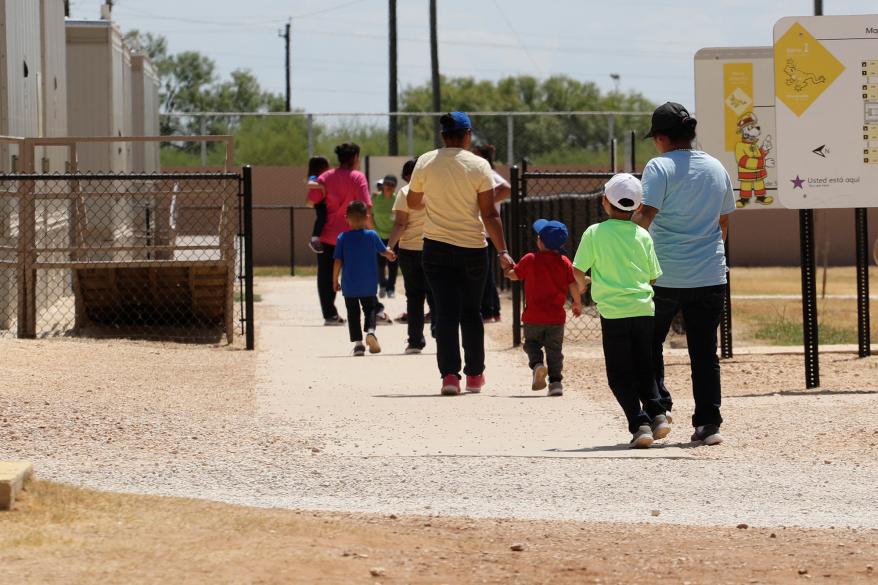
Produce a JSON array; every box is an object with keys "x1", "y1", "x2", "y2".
[{"x1": 734, "y1": 112, "x2": 774, "y2": 208}]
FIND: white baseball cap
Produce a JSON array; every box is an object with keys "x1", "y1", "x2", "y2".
[{"x1": 604, "y1": 173, "x2": 643, "y2": 211}]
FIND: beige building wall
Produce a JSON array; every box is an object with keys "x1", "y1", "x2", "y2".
[
  {"x1": 39, "y1": 0, "x2": 68, "y2": 173},
  {"x1": 0, "y1": 0, "x2": 41, "y2": 171},
  {"x1": 236, "y1": 166, "x2": 878, "y2": 269},
  {"x1": 66, "y1": 20, "x2": 132, "y2": 172},
  {"x1": 131, "y1": 55, "x2": 160, "y2": 173}
]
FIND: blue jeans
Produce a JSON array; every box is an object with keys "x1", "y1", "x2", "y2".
[
  {"x1": 422, "y1": 239, "x2": 487, "y2": 378},
  {"x1": 652, "y1": 284, "x2": 725, "y2": 428}
]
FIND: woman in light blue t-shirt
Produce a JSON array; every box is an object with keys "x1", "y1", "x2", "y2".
[{"x1": 632, "y1": 102, "x2": 736, "y2": 448}]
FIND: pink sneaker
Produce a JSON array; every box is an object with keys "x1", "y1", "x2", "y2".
[
  {"x1": 441, "y1": 374, "x2": 460, "y2": 396},
  {"x1": 465, "y1": 374, "x2": 485, "y2": 393}
]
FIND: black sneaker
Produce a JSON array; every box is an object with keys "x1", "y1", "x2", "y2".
[
  {"x1": 404, "y1": 344, "x2": 423, "y2": 355},
  {"x1": 691, "y1": 424, "x2": 723, "y2": 446},
  {"x1": 352, "y1": 342, "x2": 366, "y2": 356},
  {"x1": 324, "y1": 315, "x2": 346, "y2": 326}
]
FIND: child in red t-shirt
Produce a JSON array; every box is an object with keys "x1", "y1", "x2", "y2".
[{"x1": 506, "y1": 219, "x2": 583, "y2": 396}]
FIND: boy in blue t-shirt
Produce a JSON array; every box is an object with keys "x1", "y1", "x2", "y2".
[{"x1": 333, "y1": 200, "x2": 396, "y2": 356}]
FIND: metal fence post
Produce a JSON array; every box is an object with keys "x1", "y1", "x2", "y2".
[
  {"x1": 243, "y1": 166, "x2": 256, "y2": 350},
  {"x1": 289, "y1": 207, "x2": 296, "y2": 276},
  {"x1": 200, "y1": 116, "x2": 208, "y2": 166},
  {"x1": 720, "y1": 228, "x2": 733, "y2": 359},
  {"x1": 510, "y1": 164, "x2": 521, "y2": 347},
  {"x1": 629, "y1": 130, "x2": 636, "y2": 171},
  {"x1": 306, "y1": 114, "x2": 314, "y2": 159},
  {"x1": 855, "y1": 208, "x2": 871, "y2": 357},
  {"x1": 407, "y1": 115, "x2": 414, "y2": 157},
  {"x1": 507, "y1": 114, "x2": 514, "y2": 166},
  {"x1": 799, "y1": 209, "x2": 819, "y2": 388},
  {"x1": 609, "y1": 139, "x2": 617, "y2": 173}
]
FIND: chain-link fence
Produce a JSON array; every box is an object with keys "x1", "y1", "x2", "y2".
[
  {"x1": 160, "y1": 111, "x2": 652, "y2": 169},
  {"x1": 509, "y1": 166, "x2": 616, "y2": 344},
  {"x1": 0, "y1": 172, "x2": 251, "y2": 344}
]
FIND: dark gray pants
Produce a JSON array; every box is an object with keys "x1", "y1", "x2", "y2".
[{"x1": 523, "y1": 323, "x2": 565, "y2": 382}]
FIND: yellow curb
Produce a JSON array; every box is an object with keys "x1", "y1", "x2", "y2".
[{"x1": 0, "y1": 461, "x2": 33, "y2": 510}]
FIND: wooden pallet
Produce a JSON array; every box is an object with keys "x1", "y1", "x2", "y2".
[{"x1": 74, "y1": 262, "x2": 229, "y2": 336}]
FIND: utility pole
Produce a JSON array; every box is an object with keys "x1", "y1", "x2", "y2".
[
  {"x1": 429, "y1": 0, "x2": 441, "y2": 146},
  {"x1": 279, "y1": 20, "x2": 291, "y2": 112},
  {"x1": 388, "y1": 0, "x2": 398, "y2": 155}
]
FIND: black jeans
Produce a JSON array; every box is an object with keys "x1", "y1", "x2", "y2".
[
  {"x1": 316, "y1": 243, "x2": 339, "y2": 320},
  {"x1": 601, "y1": 316, "x2": 664, "y2": 434},
  {"x1": 311, "y1": 202, "x2": 327, "y2": 238},
  {"x1": 523, "y1": 323, "x2": 565, "y2": 382},
  {"x1": 481, "y1": 241, "x2": 501, "y2": 319},
  {"x1": 422, "y1": 238, "x2": 487, "y2": 378},
  {"x1": 652, "y1": 284, "x2": 725, "y2": 428},
  {"x1": 377, "y1": 238, "x2": 399, "y2": 292},
  {"x1": 398, "y1": 249, "x2": 435, "y2": 348},
  {"x1": 344, "y1": 296, "x2": 377, "y2": 342}
]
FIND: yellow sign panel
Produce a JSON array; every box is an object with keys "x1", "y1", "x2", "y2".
[
  {"x1": 774, "y1": 21, "x2": 845, "y2": 116},
  {"x1": 723, "y1": 63, "x2": 753, "y2": 151}
]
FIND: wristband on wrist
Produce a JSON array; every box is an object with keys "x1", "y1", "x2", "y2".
[{"x1": 497, "y1": 249, "x2": 508, "y2": 257}]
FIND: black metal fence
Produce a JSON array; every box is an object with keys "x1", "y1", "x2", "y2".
[
  {"x1": 508, "y1": 163, "x2": 616, "y2": 345},
  {"x1": 0, "y1": 171, "x2": 255, "y2": 347}
]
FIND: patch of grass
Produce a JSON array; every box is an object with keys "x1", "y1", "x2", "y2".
[
  {"x1": 254, "y1": 266, "x2": 317, "y2": 277},
  {"x1": 753, "y1": 306, "x2": 858, "y2": 345}
]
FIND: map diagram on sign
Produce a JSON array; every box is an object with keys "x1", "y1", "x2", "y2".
[
  {"x1": 861, "y1": 60, "x2": 878, "y2": 164},
  {"x1": 783, "y1": 58, "x2": 826, "y2": 92}
]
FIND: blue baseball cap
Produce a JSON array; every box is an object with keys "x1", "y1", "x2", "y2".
[
  {"x1": 533, "y1": 219, "x2": 568, "y2": 252},
  {"x1": 440, "y1": 111, "x2": 472, "y2": 133}
]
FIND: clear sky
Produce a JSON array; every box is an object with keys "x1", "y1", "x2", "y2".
[{"x1": 70, "y1": 0, "x2": 878, "y2": 113}]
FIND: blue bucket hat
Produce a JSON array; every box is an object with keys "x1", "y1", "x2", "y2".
[
  {"x1": 440, "y1": 111, "x2": 472, "y2": 133},
  {"x1": 533, "y1": 219, "x2": 568, "y2": 252}
]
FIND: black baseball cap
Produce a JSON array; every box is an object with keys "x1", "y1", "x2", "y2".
[{"x1": 644, "y1": 102, "x2": 696, "y2": 138}]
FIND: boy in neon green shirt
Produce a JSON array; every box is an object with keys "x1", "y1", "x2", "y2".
[
  {"x1": 572, "y1": 173, "x2": 670, "y2": 449},
  {"x1": 372, "y1": 175, "x2": 399, "y2": 298}
]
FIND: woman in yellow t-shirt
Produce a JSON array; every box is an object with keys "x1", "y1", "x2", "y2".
[{"x1": 407, "y1": 112, "x2": 513, "y2": 396}]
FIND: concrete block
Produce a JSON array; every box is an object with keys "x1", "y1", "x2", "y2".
[{"x1": 0, "y1": 461, "x2": 33, "y2": 510}]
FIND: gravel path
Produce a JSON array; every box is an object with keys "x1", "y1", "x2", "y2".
[{"x1": 2, "y1": 277, "x2": 877, "y2": 530}]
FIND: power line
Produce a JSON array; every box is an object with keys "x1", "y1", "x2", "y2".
[{"x1": 490, "y1": 0, "x2": 544, "y2": 75}]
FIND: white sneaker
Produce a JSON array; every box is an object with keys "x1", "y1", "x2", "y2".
[
  {"x1": 630, "y1": 425, "x2": 654, "y2": 449},
  {"x1": 531, "y1": 364, "x2": 548, "y2": 391},
  {"x1": 365, "y1": 332, "x2": 381, "y2": 354},
  {"x1": 547, "y1": 381, "x2": 563, "y2": 397},
  {"x1": 651, "y1": 413, "x2": 671, "y2": 440}
]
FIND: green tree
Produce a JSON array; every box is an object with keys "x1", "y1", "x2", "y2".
[{"x1": 124, "y1": 30, "x2": 285, "y2": 160}]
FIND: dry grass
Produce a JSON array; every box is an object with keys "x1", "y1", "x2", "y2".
[
  {"x1": 1, "y1": 481, "x2": 875, "y2": 585},
  {"x1": 731, "y1": 266, "x2": 877, "y2": 296}
]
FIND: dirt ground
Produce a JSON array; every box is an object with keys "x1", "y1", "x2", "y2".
[
  {"x1": 1, "y1": 276, "x2": 877, "y2": 583},
  {"x1": 2, "y1": 481, "x2": 875, "y2": 585}
]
